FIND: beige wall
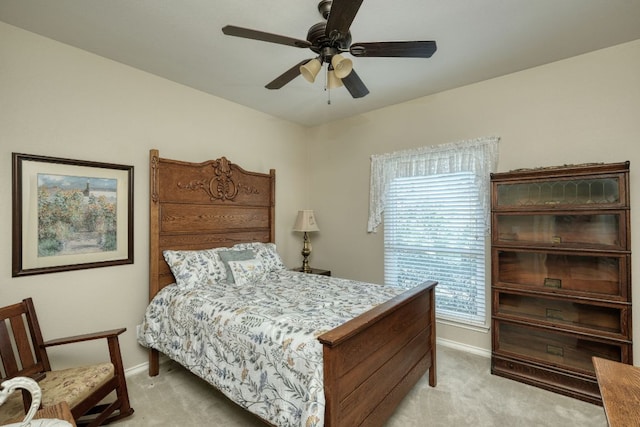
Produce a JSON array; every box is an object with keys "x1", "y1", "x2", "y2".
[
  {"x1": 307, "y1": 39, "x2": 640, "y2": 356},
  {"x1": 0, "y1": 22, "x2": 310, "y2": 370},
  {"x1": 3, "y1": 20, "x2": 639, "y2": 368}
]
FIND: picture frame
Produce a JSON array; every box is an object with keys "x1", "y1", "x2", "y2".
[{"x1": 12, "y1": 153, "x2": 134, "y2": 277}]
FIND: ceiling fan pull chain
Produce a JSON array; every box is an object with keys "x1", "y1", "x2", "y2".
[{"x1": 326, "y1": 67, "x2": 332, "y2": 105}]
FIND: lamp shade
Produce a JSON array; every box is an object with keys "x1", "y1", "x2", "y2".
[{"x1": 293, "y1": 210, "x2": 320, "y2": 232}]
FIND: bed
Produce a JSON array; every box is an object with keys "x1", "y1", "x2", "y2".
[{"x1": 139, "y1": 149, "x2": 437, "y2": 426}]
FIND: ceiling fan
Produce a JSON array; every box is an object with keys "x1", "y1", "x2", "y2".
[{"x1": 222, "y1": 0, "x2": 437, "y2": 99}]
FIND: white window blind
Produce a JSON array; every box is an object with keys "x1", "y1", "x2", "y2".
[
  {"x1": 385, "y1": 172, "x2": 486, "y2": 325},
  {"x1": 370, "y1": 137, "x2": 499, "y2": 326}
]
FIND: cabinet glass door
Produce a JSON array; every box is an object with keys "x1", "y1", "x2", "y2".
[
  {"x1": 495, "y1": 292, "x2": 627, "y2": 338},
  {"x1": 494, "y1": 249, "x2": 627, "y2": 299},
  {"x1": 495, "y1": 175, "x2": 623, "y2": 208},
  {"x1": 494, "y1": 212, "x2": 625, "y2": 250},
  {"x1": 495, "y1": 321, "x2": 624, "y2": 375}
]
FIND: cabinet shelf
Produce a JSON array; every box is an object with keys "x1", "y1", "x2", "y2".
[{"x1": 491, "y1": 162, "x2": 632, "y2": 405}]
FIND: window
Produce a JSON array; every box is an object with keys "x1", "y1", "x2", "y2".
[
  {"x1": 368, "y1": 136, "x2": 499, "y2": 327},
  {"x1": 384, "y1": 173, "x2": 486, "y2": 325}
]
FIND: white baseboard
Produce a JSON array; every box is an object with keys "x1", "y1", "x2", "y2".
[
  {"x1": 125, "y1": 362, "x2": 149, "y2": 377},
  {"x1": 437, "y1": 337, "x2": 491, "y2": 358},
  {"x1": 125, "y1": 353, "x2": 171, "y2": 377}
]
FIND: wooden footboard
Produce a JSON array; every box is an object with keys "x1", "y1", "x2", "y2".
[{"x1": 318, "y1": 281, "x2": 437, "y2": 427}]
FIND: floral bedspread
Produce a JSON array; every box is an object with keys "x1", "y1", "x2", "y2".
[{"x1": 137, "y1": 270, "x2": 404, "y2": 427}]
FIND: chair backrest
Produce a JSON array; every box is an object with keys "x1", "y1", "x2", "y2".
[{"x1": 0, "y1": 298, "x2": 51, "y2": 382}]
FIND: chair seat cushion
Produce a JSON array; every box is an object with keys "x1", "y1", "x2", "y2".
[{"x1": 0, "y1": 363, "x2": 114, "y2": 424}]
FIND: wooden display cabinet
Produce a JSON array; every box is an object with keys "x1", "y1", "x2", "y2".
[{"x1": 490, "y1": 162, "x2": 632, "y2": 405}]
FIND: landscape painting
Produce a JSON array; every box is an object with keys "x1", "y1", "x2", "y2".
[
  {"x1": 37, "y1": 174, "x2": 118, "y2": 257},
  {"x1": 12, "y1": 153, "x2": 133, "y2": 277}
]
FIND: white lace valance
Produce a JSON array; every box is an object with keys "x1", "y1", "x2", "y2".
[{"x1": 368, "y1": 136, "x2": 500, "y2": 233}]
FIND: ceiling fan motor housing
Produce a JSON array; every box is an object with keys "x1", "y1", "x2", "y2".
[{"x1": 307, "y1": 22, "x2": 351, "y2": 58}]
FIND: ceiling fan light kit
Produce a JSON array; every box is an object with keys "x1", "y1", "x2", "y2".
[{"x1": 222, "y1": 0, "x2": 437, "y2": 99}]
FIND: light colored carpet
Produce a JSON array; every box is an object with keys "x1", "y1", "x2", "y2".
[{"x1": 114, "y1": 346, "x2": 607, "y2": 426}]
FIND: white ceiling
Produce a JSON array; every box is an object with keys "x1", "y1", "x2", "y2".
[{"x1": 2, "y1": 1, "x2": 640, "y2": 127}]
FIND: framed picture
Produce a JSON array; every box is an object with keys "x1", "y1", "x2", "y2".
[{"x1": 12, "y1": 153, "x2": 134, "y2": 277}]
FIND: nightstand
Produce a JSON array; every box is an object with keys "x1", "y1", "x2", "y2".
[{"x1": 291, "y1": 267, "x2": 331, "y2": 276}]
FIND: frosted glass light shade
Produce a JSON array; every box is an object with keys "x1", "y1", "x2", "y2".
[
  {"x1": 300, "y1": 59, "x2": 322, "y2": 83},
  {"x1": 331, "y1": 54, "x2": 353, "y2": 79},
  {"x1": 327, "y1": 70, "x2": 343, "y2": 89}
]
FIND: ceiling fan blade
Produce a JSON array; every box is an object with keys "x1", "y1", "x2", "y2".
[
  {"x1": 265, "y1": 59, "x2": 311, "y2": 89},
  {"x1": 222, "y1": 25, "x2": 311, "y2": 48},
  {"x1": 350, "y1": 41, "x2": 437, "y2": 58},
  {"x1": 342, "y1": 69, "x2": 369, "y2": 98},
  {"x1": 325, "y1": 0, "x2": 364, "y2": 40}
]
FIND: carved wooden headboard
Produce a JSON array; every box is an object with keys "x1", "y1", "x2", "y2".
[{"x1": 149, "y1": 149, "x2": 275, "y2": 300}]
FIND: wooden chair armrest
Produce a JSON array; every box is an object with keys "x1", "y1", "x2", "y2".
[
  {"x1": 42, "y1": 327, "x2": 126, "y2": 347},
  {"x1": 30, "y1": 372, "x2": 46, "y2": 382}
]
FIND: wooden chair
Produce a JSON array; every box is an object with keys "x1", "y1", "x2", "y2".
[{"x1": 0, "y1": 298, "x2": 134, "y2": 426}]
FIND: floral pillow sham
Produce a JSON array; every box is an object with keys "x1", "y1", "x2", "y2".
[
  {"x1": 163, "y1": 248, "x2": 227, "y2": 289},
  {"x1": 232, "y1": 242, "x2": 287, "y2": 272},
  {"x1": 164, "y1": 242, "x2": 286, "y2": 288}
]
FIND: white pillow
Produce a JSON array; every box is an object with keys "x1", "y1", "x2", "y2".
[
  {"x1": 232, "y1": 242, "x2": 286, "y2": 272},
  {"x1": 163, "y1": 249, "x2": 227, "y2": 289},
  {"x1": 227, "y1": 258, "x2": 265, "y2": 286}
]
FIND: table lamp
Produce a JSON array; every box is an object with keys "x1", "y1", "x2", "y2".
[{"x1": 293, "y1": 210, "x2": 320, "y2": 273}]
